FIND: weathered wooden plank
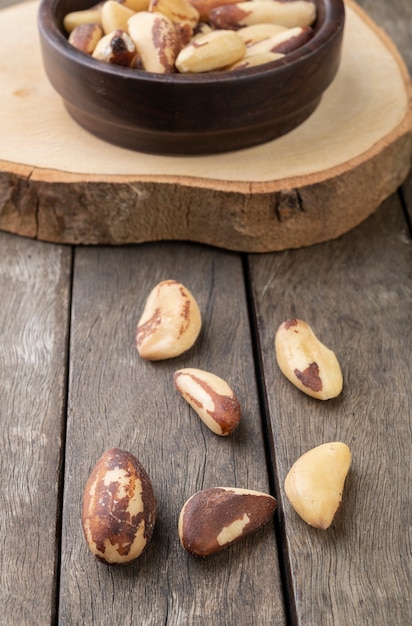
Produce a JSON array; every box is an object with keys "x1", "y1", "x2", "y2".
[
  {"x1": 0, "y1": 231, "x2": 71, "y2": 625},
  {"x1": 249, "y1": 196, "x2": 412, "y2": 625},
  {"x1": 59, "y1": 243, "x2": 286, "y2": 625}
]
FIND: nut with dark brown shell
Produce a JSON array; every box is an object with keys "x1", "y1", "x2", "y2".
[
  {"x1": 178, "y1": 487, "x2": 276, "y2": 556},
  {"x1": 174, "y1": 368, "x2": 241, "y2": 435},
  {"x1": 82, "y1": 448, "x2": 156, "y2": 564}
]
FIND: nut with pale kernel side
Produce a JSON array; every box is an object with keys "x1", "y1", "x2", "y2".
[
  {"x1": 68, "y1": 23, "x2": 104, "y2": 55},
  {"x1": 284, "y1": 442, "x2": 351, "y2": 529},
  {"x1": 275, "y1": 318, "x2": 343, "y2": 400},
  {"x1": 174, "y1": 367, "x2": 241, "y2": 435},
  {"x1": 243, "y1": 25, "x2": 313, "y2": 58},
  {"x1": 128, "y1": 11, "x2": 178, "y2": 74},
  {"x1": 209, "y1": 0, "x2": 317, "y2": 30},
  {"x1": 228, "y1": 51, "x2": 284, "y2": 71},
  {"x1": 175, "y1": 29, "x2": 246, "y2": 73},
  {"x1": 101, "y1": 0, "x2": 136, "y2": 35},
  {"x1": 236, "y1": 23, "x2": 288, "y2": 46},
  {"x1": 63, "y1": 6, "x2": 103, "y2": 34},
  {"x1": 82, "y1": 448, "x2": 156, "y2": 564},
  {"x1": 189, "y1": 0, "x2": 239, "y2": 22},
  {"x1": 178, "y1": 487, "x2": 277, "y2": 556},
  {"x1": 122, "y1": 0, "x2": 150, "y2": 10},
  {"x1": 136, "y1": 279, "x2": 202, "y2": 360},
  {"x1": 150, "y1": 0, "x2": 200, "y2": 29}
]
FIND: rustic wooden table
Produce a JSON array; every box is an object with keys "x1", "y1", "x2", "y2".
[{"x1": 0, "y1": 1, "x2": 411, "y2": 625}]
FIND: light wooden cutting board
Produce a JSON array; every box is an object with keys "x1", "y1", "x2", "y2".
[{"x1": 0, "y1": 0, "x2": 410, "y2": 250}]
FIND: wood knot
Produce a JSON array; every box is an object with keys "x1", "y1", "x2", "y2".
[{"x1": 275, "y1": 189, "x2": 304, "y2": 222}]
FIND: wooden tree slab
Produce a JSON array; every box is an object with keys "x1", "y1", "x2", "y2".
[{"x1": 0, "y1": 0, "x2": 411, "y2": 251}]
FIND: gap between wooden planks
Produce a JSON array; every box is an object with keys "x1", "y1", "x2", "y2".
[{"x1": 0, "y1": 0, "x2": 411, "y2": 250}]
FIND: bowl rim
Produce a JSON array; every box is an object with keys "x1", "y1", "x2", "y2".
[{"x1": 38, "y1": 0, "x2": 345, "y2": 85}]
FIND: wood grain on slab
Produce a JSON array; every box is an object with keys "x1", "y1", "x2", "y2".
[
  {"x1": 0, "y1": 0, "x2": 410, "y2": 250},
  {"x1": 0, "y1": 231, "x2": 72, "y2": 626}
]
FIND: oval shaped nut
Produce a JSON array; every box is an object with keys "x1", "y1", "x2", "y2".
[
  {"x1": 128, "y1": 11, "x2": 178, "y2": 73},
  {"x1": 284, "y1": 442, "x2": 351, "y2": 529},
  {"x1": 121, "y1": 0, "x2": 150, "y2": 10},
  {"x1": 227, "y1": 50, "x2": 284, "y2": 70},
  {"x1": 175, "y1": 29, "x2": 246, "y2": 73},
  {"x1": 136, "y1": 279, "x2": 201, "y2": 360},
  {"x1": 68, "y1": 23, "x2": 104, "y2": 54},
  {"x1": 92, "y1": 29, "x2": 137, "y2": 66},
  {"x1": 82, "y1": 448, "x2": 156, "y2": 564},
  {"x1": 242, "y1": 25, "x2": 313, "y2": 58},
  {"x1": 174, "y1": 368, "x2": 241, "y2": 435},
  {"x1": 189, "y1": 0, "x2": 239, "y2": 22},
  {"x1": 101, "y1": 0, "x2": 136, "y2": 35},
  {"x1": 267, "y1": 25, "x2": 314, "y2": 54},
  {"x1": 178, "y1": 487, "x2": 277, "y2": 556},
  {"x1": 237, "y1": 23, "x2": 288, "y2": 46},
  {"x1": 150, "y1": 0, "x2": 200, "y2": 29},
  {"x1": 63, "y1": 7, "x2": 103, "y2": 34},
  {"x1": 275, "y1": 319, "x2": 343, "y2": 400},
  {"x1": 209, "y1": 1, "x2": 316, "y2": 30}
]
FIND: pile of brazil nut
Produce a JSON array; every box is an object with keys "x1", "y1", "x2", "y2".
[
  {"x1": 63, "y1": 0, "x2": 318, "y2": 74},
  {"x1": 82, "y1": 279, "x2": 351, "y2": 565}
]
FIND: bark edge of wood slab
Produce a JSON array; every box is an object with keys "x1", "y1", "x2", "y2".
[{"x1": 0, "y1": 0, "x2": 411, "y2": 251}]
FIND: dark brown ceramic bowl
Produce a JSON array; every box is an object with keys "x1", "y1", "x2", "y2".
[{"x1": 38, "y1": 0, "x2": 345, "y2": 155}]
